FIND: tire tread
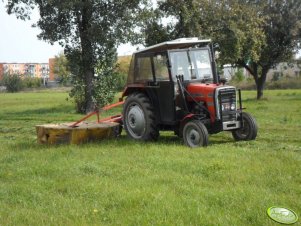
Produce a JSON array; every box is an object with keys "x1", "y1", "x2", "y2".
[
  {"x1": 232, "y1": 112, "x2": 257, "y2": 141},
  {"x1": 123, "y1": 92, "x2": 159, "y2": 141}
]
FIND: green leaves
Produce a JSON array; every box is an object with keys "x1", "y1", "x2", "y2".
[
  {"x1": 2, "y1": 74, "x2": 23, "y2": 93},
  {"x1": 147, "y1": 0, "x2": 301, "y2": 99},
  {"x1": 53, "y1": 52, "x2": 71, "y2": 85},
  {"x1": 5, "y1": 0, "x2": 150, "y2": 113}
]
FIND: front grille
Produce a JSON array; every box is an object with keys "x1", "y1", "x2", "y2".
[{"x1": 219, "y1": 88, "x2": 237, "y2": 122}]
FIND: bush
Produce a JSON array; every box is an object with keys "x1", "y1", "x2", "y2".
[
  {"x1": 69, "y1": 65, "x2": 119, "y2": 113},
  {"x1": 229, "y1": 76, "x2": 301, "y2": 90},
  {"x1": 266, "y1": 77, "x2": 301, "y2": 89},
  {"x1": 69, "y1": 77, "x2": 86, "y2": 113},
  {"x1": 23, "y1": 77, "x2": 42, "y2": 88},
  {"x1": 93, "y1": 72, "x2": 118, "y2": 107},
  {"x1": 231, "y1": 68, "x2": 245, "y2": 82},
  {"x1": 2, "y1": 73, "x2": 23, "y2": 92},
  {"x1": 115, "y1": 56, "x2": 131, "y2": 91},
  {"x1": 1, "y1": 74, "x2": 46, "y2": 92},
  {"x1": 115, "y1": 72, "x2": 127, "y2": 91}
]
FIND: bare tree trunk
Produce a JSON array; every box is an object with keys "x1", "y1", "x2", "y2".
[
  {"x1": 255, "y1": 78, "x2": 264, "y2": 99},
  {"x1": 254, "y1": 67, "x2": 268, "y2": 100},
  {"x1": 84, "y1": 68, "x2": 95, "y2": 113}
]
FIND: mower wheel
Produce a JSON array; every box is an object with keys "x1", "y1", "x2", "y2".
[
  {"x1": 183, "y1": 120, "x2": 209, "y2": 148},
  {"x1": 123, "y1": 92, "x2": 159, "y2": 141},
  {"x1": 232, "y1": 112, "x2": 257, "y2": 141}
]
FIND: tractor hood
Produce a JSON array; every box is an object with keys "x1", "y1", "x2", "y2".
[
  {"x1": 186, "y1": 83, "x2": 220, "y2": 102},
  {"x1": 185, "y1": 82, "x2": 237, "y2": 122}
]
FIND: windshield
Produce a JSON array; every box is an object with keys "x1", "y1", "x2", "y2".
[{"x1": 169, "y1": 49, "x2": 213, "y2": 82}]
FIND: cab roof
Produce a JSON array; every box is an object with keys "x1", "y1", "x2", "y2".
[{"x1": 135, "y1": 38, "x2": 211, "y2": 54}]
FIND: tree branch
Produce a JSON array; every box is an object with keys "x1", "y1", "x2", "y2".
[{"x1": 237, "y1": 60, "x2": 255, "y2": 77}]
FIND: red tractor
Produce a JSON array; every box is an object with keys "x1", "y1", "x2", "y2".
[{"x1": 121, "y1": 38, "x2": 257, "y2": 147}]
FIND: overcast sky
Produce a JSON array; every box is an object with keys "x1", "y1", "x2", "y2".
[{"x1": 0, "y1": 4, "x2": 137, "y2": 63}]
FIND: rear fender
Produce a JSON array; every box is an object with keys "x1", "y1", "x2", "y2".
[
  {"x1": 121, "y1": 86, "x2": 161, "y2": 124},
  {"x1": 121, "y1": 84, "x2": 146, "y2": 99}
]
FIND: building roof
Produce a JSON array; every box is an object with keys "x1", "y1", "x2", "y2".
[{"x1": 135, "y1": 37, "x2": 212, "y2": 54}]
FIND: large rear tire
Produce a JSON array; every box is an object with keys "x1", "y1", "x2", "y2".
[
  {"x1": 182, "y1": 120, "x2": 209, "y2": 148},
  {"x1": 232, "y1": 112, "x2": 257, "y2": 141},
  {"x1": 123, "y1": 92, "x2": 159, "y2": 141}
]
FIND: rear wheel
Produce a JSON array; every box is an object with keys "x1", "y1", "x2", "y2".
[
  {"x1": 123, "y1": 92, "x2": 159, "y2": 141},
  {"x1": 232, "y1": 112, "x2": 257, "y2": 141},
  {"x1": 182, "y1": 120, "x2": 209, "y2": 148}
]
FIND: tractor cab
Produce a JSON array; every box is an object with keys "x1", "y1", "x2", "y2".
[
  {"x1": 125, "y1": 38, "x2": 215, "y2": 85},
  {"x1": 122, "y1": 38, "x2": 257, "y2": 147}
]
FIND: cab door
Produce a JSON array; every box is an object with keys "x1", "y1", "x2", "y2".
[{"x1": 152, "y1": 53, "x2": 176, "y2": 124}]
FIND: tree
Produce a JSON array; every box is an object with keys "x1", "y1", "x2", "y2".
[
  {"x1": 6, "y1": 0, "x2": 149, "y2": 113},
  {"x1": 146, "y1": 0, "x2": 265, "y2": 95},
  {"x1": 2, "y1": 73, "x2": 23, "y2": 92},
  {"x1": 53, "y1": 52, "x2": 70, "y2": 85},
  {"x1": 240, "y1": 0, "x2": 301, "y2": 99},
  {"x1": 147, "y1": 0, "x2": 301, "y2": 99}
]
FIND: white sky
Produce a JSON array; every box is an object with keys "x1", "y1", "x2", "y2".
[{"x1": 0, "y1": 4, "x2": 137, "y2": 63}]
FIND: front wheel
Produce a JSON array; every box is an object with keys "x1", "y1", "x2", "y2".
[
  {"x1": 182, "y1": 120, "x2": 209, "y2": 148},
  {"x1": 232, "y1": 112, "x2": 258, "y2": 141},
  {"x1": 123, "y1": 92, "x2": 159, "y2": 141}
]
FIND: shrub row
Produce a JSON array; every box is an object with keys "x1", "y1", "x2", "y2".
[
  {"x1": 229, "y1": 77, "x2": 301, "y2": 90},
  {"x1": 266, "y1": 77, "x2": 301, "y2": 89},
  {"x1": 0, "y1": 74, "x2": 42, "y2": 92}
]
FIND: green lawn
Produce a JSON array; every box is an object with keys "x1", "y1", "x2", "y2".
[{"x1": 0, "y1": 89, "x2": 300, "y2": 225}]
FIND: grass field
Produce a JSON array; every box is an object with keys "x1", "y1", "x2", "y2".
[{"x1": 0, "y1": 89, "x2": 300, "y2": 225}]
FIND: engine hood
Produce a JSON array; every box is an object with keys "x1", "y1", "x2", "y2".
[
  {"x1": 185, "y1": 83, "x2": 235, "y2": 122},
  {"x1": 186, "y1": 83, "x2": 220, "y2": 101}
]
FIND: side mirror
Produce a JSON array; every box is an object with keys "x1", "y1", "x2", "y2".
[{"x1": 220, "y1": 77, "x2": 228, "y2": 85}]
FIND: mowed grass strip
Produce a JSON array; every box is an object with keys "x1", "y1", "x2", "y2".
[{"x1": 0, "y1": 89, "x2": 300, "y2": 225}]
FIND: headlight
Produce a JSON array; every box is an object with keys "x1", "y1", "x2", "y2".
[{"x1": 221, "y1": 103, "x2": 235, "y2": 111}]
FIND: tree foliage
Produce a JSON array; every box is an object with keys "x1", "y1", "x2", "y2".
[
  {"x1": 241, "y1": 0, "x2": 301, "y2": 99},
  {"x1": 6, "y1": 0, "x2": 149, "y2": 113},
  {"x1": 145, "y1": 0, "x2": 265, "y2": 61},
  {"x1": 69, "y1": 50, "x2": 118, "y2": 113},
  {"x1": 113, "y1": 56, "x2": 132, "y2": 91},
  {"x1": 53, "y1": 52, "x2": 70, "y2": 85},
  {"x1": 147, "y1": 0, "x2": 301, "y2": 99}
]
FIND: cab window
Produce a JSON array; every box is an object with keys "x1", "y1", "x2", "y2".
[
  {"x1": 135, "y1": 56, "x2": 153, "y2": 82},
  {"x1": 153, "y1": 54, "x2": 169, "y2": 80},
  {"x1": 169, "y1": 51, "x2": 191, "y2": 80},
  {"x1": 169, "y1": 49, "x2": 213, "y2": 82}
]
